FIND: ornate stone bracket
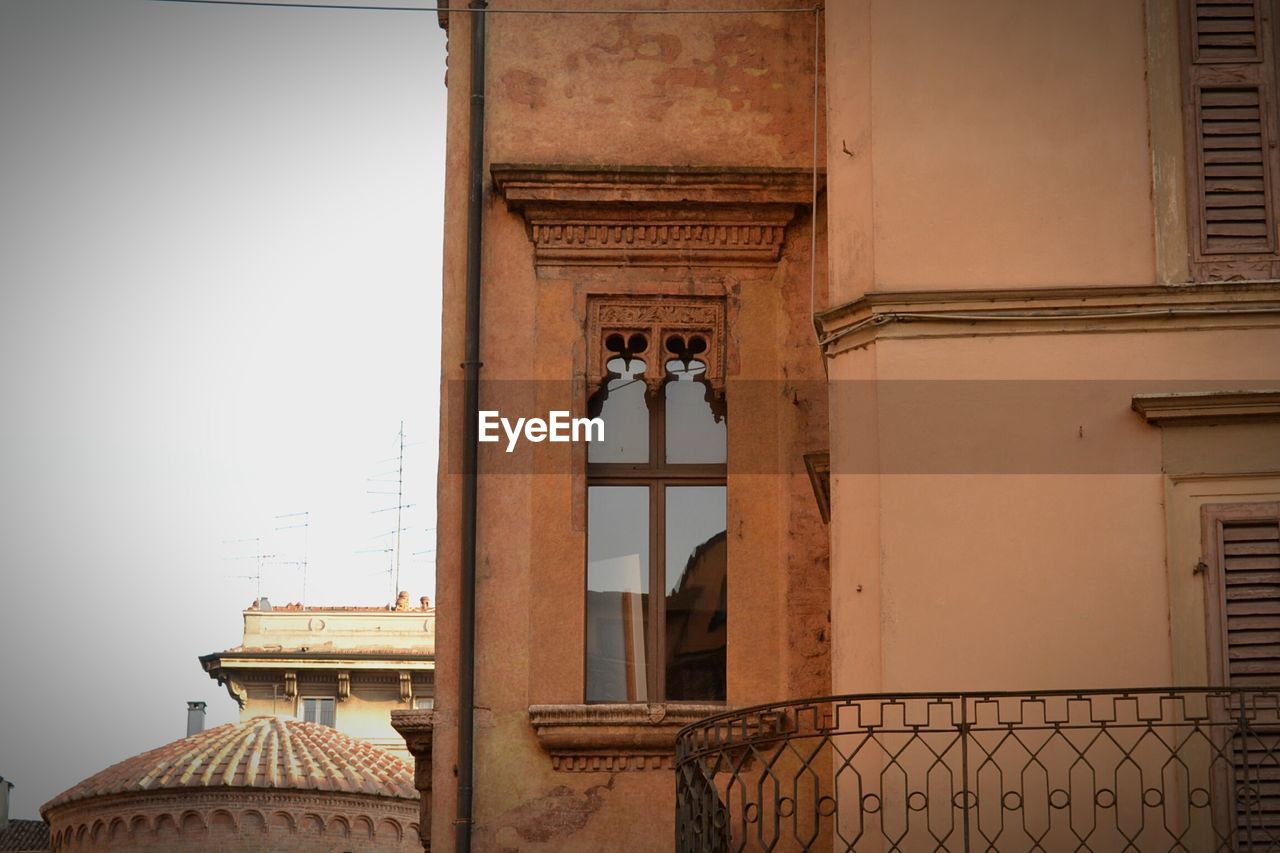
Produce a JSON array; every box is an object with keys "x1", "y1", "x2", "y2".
[
  {"x1": 399, "y1": 671, "x2": 414, "y2": 705},
  {"x1": 336, "y1": 670, "x2": 351, "y2": 702},
  {"x1": 391, "y1": 709, "x2": 434, "y2": 852},
  {"x1": 283, "y1": 671, "x2": 297, "y2": 701},
  {"x1": 492, "y1": 164, "x2": 818, "y2": 267},
  {"x1": 587, "y1": 295, "x2": 727, "y2": 397},
  {"x1": 527, "y1": 703, "x2": 725, "y2": 772}
]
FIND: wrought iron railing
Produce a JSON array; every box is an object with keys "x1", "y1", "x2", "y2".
[{"x1": 675, "y1": 688, "x2": 1280, "y2": 852}]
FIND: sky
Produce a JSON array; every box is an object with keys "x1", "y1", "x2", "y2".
[{"x1": 0, "y1": 0, "x2": 447, "y2": 818}]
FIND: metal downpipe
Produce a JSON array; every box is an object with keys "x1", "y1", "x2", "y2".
[{"x1": 456, "y1": 1, "x2": 486, "y2": 850}]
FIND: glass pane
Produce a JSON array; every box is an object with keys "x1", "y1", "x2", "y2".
[
  {"x1": 586, "y1": 486, "x2": 650, "y2": 702},
  {"x1": 588, "y1": 357, "x2": 649, "y2": 463},
  {"x1": 664, "y1": 360, "x2": 725, "y2": 464},
  {"x1": 319, "y1": 699, "x2": 335, "y2": 728},
  {"x1": 664, "y1": 486, "x2": 727, "y2": 701}
]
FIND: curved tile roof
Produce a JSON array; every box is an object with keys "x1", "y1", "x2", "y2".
[{"x1": 43, "y1": 717, "x2": 415, "y2": 814}]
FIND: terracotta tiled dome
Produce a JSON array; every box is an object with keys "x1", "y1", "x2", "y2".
[
  {"x1": 42, "y1": 718, "x2": 420, "y2": 852},
  {"x1": 44, "y1": 717, "x2": 415, "y2": 809}
]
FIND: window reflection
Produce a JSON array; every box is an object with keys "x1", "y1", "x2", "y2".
[
  {"x1": 588, "y1": 356, "x2": 649, "y2": 464},
  {"x1": 664, "y1": 486, "x2": 727, "y2": 701},
  {"x1": 664, "y1": 359, "x2": 725, "y2": 464},
  {"x1": 586, "y1": 485, "x2": 650, "y2": 702}
]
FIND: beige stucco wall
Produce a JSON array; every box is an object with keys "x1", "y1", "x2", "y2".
[
  {"x1": 242, "y1": 609, "x2": 435, "y2": 652},
  {"x1": 828, "y1": 328, "x2": 1280, "y2": 697},
  {"x1": 825, "y1": 0, "x2": 1156, "y2": 304}
]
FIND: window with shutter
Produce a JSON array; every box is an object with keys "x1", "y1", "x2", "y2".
[{"x1": 1182, "y1": 0, "x2": 1280, "y2": 279}]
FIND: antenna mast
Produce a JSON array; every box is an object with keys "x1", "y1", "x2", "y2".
[{"x1": 275, "y1": 511, "x2": 310, "y2": 605}]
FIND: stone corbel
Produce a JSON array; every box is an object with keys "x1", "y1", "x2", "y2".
[
  {"x1": 492, "y1": 164, "x2": 819, "y2": 267},
  {"x1": 336, "y1": 671, "x2": 351, "y2": 702},
  {"x1": 218, "y1": 675, "x2": 248, "y2": 709},
  {"x1": 391, "y1": 709, "x2": 434, "y2": 852},
  {"x1": 399, "y1": 671, "x2": 414, "y2": 705},
  {"x1": 283, "y1": 671, "x2": 297, "y2": 701}
]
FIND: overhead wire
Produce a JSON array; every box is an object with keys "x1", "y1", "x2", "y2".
[{"x1": 146, "y1": 0, "x2": 820, "y2": 13}]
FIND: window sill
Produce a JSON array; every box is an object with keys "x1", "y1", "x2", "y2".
[{"x1": 528, "y1": 703, "x2": 725, "y2": 772}]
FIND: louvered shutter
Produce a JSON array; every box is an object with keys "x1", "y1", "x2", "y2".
[
  {"x1": 1219, "y1": 513, "x2": 1280, "y2": 686},
  {"x1": 1204, "y1": 503, "x2": 1280, "y2": 844},
  {"x1": 1183, "y1": 0, "x2": 1280, "y2": 280}
]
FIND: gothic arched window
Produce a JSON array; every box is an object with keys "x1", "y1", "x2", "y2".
[{"x1": 584, "y1": 303, "x2": 728, "y2": 704}]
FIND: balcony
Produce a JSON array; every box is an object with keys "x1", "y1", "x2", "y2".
[{"x1": 675, "y1": 688, "x2": 1280, "y2": 852}]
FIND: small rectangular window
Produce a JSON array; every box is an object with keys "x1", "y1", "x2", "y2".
[{"x1": 300, "y1": 697, "x2": 335, "y2": 727}]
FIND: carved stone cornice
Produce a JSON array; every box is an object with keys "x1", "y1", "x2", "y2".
[
  {"x1": 528, "y1": 703, "x2": 724, "y2": 772},
  {"x1": 1132, "y1": 390, "x2": 1280, "y2": 425},
  {"x1": 816, "y1": 281, "x2": 1280, "y2": 356},
  {"x1": 492, "y1": 164, "x2": 818, "y2": 267},
  {"x1": 390, "y1": 710, "x2": 435, "y2": 757}
]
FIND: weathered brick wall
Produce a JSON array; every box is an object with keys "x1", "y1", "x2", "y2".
[{"x1": 47, "y1": 791, "x2": 420, "y2": 853}]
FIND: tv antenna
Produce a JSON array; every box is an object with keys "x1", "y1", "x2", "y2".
[
  {"x1": 223, "y1": 536, "x2": 275, "y2": 600},
  {"x1": 274, "y1": 510, "x2": 310, "y2": 604},
  {"x1": 368, "y1": 421, "x2": 417, "y2": 600}
]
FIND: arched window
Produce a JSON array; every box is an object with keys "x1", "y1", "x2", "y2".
[{"x1": 585, "y1": 324, "x2": 727, "y2": 704}]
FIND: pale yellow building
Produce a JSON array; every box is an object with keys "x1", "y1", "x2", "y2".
[{"x1": 201, "y1": 598, "x2": 435, "y2": 761}]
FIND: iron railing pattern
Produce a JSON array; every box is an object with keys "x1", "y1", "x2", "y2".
[{"x1": 674, "y1": 688, "x2": 1280, "y2": 852}]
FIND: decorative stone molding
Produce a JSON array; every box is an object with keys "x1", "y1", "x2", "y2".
[
  {"x1": 283, "y1": 671, "x2": 297, "y2": 700},
  {"x1": 390, "y1": 710, "x2": 433, "y2": 852},
  {"x1": 491, "y1": 164, "x2": 818, "y2": 267},
  {"x1": 528, "y1": 703, "x2": 724, "y2": 772},
  {"x1": 1132, "y1": 390, "x2": 1280, "y2": 425},
  {"x1": 816, "y1": 281, "x2": 1280, "y2": 356},
  {"x1": 587, "y1": 295, "x2": 727, "y2": 395}
]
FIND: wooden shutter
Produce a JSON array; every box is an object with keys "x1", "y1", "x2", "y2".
[
  {"x1": 1182, "y1": 0, "x2": 1280, "y2": 280},
  {"x1": 1203, "y1": 502, "x2": 1280, "y2": 843}
]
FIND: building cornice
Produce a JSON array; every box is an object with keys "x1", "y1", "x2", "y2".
[
  {"x1": 1132, "y1": 390, "x2": 1280, "y2": 425},
  {"x1": 816, "y1": 281, "x2": 1280, "y2": 356},
  {"x1": 491, "y1": 164, "x2": 820, "y2": 267},
  {"x1": 202, "y1": 651, "x2": 433, "y2": 666}
]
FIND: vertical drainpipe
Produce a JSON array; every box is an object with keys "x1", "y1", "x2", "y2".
[{"x1": 456, "y1": 1, "x2": 486, "y2": 851}]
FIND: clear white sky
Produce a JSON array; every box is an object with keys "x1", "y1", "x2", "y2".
[{"x1": 0, "y1": 0, "x2": 447, "y2": 818}]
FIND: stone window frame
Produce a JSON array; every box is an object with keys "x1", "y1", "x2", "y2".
[{"x1": 491, "y1": 163, "x2": 818, "y2": 771}]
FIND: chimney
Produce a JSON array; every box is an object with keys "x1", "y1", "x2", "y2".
[
  {"x1": 0, "y1": 776, "x2": 12, "y2": 832},
  {"x1": 186, "y1": 701, "x2": 207, "y2": 737}
]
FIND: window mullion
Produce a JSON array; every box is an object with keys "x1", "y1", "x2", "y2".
[{"x1": 650, "y1": 478, "x2": 665, "y2": 703}]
